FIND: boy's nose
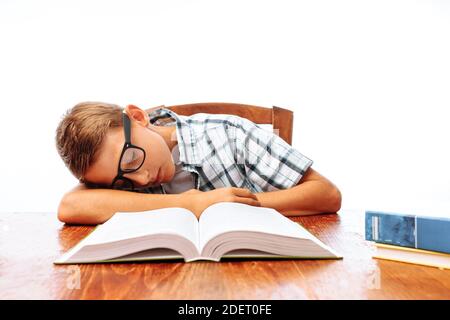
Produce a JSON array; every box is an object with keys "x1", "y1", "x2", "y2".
[{"x1": 124, "y1": 170, "x2": 150, "y2": 187}]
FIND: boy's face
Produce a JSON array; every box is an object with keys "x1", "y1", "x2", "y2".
[{"x1": 83, "y1": 107, "x2": 176, "y2": 189}]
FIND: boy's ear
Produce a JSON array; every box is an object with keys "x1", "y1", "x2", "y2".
[{"x1": 124, "y1": 104, "x2": 150, "y2": 126}]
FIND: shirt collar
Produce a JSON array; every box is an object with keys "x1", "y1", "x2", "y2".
[{"x1": 148, "y1": 107, "x2": 204, "y2": 166}]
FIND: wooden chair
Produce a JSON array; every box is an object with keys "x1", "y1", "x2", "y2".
[{"x1": 146, "y1": 102, "x2": 294, "y2": 145}]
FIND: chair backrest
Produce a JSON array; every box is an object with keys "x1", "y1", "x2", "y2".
[{"x1": 146, "y1": 102, "x2": 294, "y2": 145}]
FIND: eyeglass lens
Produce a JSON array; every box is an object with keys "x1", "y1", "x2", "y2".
[{"x1": 120, "y1": 147, "x2": 145, "y2": 172}]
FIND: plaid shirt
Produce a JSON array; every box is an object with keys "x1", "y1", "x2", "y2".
[{"x1": 140, "y1": 107, "x2": 313, "y2": 194}]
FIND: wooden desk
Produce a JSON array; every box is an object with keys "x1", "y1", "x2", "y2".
[{"x1": 1, "y1": 210, "x2": 449, "y2": 299}]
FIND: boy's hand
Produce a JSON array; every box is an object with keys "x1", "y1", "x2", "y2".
[{"x1": 182, "y1": 187, "x2": 261, "y2": 219}]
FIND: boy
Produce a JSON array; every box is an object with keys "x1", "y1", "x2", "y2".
[{"x1": 55, "y1": 102, "x2": 342, "y2": 225}]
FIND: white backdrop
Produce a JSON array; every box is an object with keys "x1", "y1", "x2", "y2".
[{"x1": 0, "y1": 0, "x2": 449, "y2": 215}]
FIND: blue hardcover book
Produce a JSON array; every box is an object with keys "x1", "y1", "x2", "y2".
[{"x1": 365, "y1": 210, "x2": 450, "y2": 254}]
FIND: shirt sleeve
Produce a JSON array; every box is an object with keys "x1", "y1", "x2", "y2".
[{"x1": 234, "y1": 116, "x2": 314, "y2": 192}]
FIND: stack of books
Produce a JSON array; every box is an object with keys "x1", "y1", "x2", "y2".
[{"x1": 365, "y1": 210, "x2": 450, "y2": 269}]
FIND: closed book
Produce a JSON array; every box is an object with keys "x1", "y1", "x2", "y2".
[
  {"x1": 365, "y1": 210, "x2": 450, "y2": 254},
  {"x1": 373, "y1": 243, "x2": 450, "y2": 270}
]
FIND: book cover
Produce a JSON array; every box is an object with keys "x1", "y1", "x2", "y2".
[{"x1": 365, "y1": 210, "x2": 450, "y2": 254}]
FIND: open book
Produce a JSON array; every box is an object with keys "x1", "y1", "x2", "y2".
[{"x1": 54, "y1": 202, "x2": 342, "y2": 264}]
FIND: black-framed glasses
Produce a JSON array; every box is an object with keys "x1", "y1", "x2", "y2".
[{"x1": 110, "y1": 111, "x2": 146, "y2": 191}]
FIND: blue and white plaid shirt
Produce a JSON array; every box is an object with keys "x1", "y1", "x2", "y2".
[{"x1": 140, "y1": 107, "x2": 313, "y2": 194}]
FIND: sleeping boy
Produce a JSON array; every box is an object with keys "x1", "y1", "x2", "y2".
[{"x1": 55, "y1": 102, "x2": 341, "y2": 224}]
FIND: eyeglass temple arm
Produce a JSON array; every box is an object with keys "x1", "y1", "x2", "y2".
[{"x1": 122, "y1": 111, "x2": 131, "y2": 143}]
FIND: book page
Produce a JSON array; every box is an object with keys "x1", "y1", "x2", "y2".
[
  {"x1": 198, "y1": 202, "x2": 314, "y2": 249},
  {"x1": 83, "y1": 207, "x2": 199, "y2": 248}
]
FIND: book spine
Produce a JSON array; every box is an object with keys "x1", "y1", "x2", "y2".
[
  {"x1": 417, "y1": 216, "x2": 450, "y2": 254},
  {"x1": 365, "y1": 211, "x2": 416, "y2": 249},
  {"x1": 365, "y1": 211, "x2": 450, "y2": 254}
]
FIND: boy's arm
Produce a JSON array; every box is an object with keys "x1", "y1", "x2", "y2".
[
  {"x1": 57, "y1": 183, "x2": 191, "y2": 225},
  {"x1": 57, "y1": 184, "x2": 261, "y2": 225},
  {"x1": 232, "y1": 116, "x2": 340, "y2": 216},
  {"x1": 254, "y1": 167, "x2": 342, "y2": 216}
]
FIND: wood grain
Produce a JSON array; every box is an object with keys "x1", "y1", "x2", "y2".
[{"x1": 1, "y1": 210, "x2": 449, "y2": 299}]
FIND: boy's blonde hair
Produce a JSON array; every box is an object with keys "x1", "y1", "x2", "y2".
[{"x1": 55, "y1": 101, "x2": 124, "y2": 182}]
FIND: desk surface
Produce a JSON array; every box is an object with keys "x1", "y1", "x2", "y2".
[{"x1": 1, "y1": 210, "x2": 449, "y2": 299}]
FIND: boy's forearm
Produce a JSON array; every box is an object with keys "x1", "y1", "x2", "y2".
[
  {"x1": 58, "y1": 188, "x2": 189, "y2": 225},
  {"x1": 254, "y1": 181, "x2": 342, "y2": 217}
]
